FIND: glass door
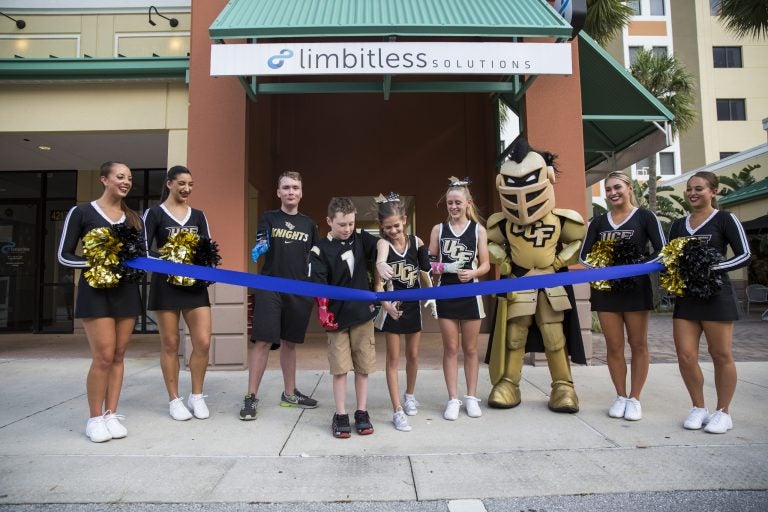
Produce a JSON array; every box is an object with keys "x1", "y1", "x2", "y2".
[{"x1": 0, "y1": 201, "x2": 39, "y2": 331}]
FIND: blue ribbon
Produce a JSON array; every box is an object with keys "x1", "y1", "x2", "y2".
[{"x1": 126, "y1": 257, "x2": 664, "y2": 302}]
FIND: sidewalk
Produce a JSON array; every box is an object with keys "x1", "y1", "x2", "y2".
[{"x1": 0, "y1": 313, "x2": 766, "y2": 505}]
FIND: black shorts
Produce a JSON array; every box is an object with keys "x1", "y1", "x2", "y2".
[
  {"x1": 74, "y1": 274, "x2": 142, "y2": 319},
  {"x1": 590, "y1": 276, "x2": 653, "y2": 312},
  {"x1": 250, "y1": 289, "x2": 313, "y2": 346},
  {"x1": 674, "y1": 282, "x2": 739, "y2": 322}
]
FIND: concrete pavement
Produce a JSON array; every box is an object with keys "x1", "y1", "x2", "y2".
[{"x1": 0, "y1": 313, "x2": 767, "y2": 506}]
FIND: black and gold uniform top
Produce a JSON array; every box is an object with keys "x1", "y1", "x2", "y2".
[
  {"x1": 309, "y1": 229, "x2": 379, "y2": 330},
  {"x1": 437, "y1": 220, "x2": 479, "y2": 286},
  {"x1": 143, "y1": 204, "x2": 211, "y2": 256},
  {"x1": 384, "y1": 234, "x2": 423, "y2": 292},
  {"x1": 256, "y1": 209, "x2": 320, "y2": 281}
]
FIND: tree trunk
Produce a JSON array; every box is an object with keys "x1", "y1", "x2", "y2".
[{"x1": 647, "y1": 154, "x2": 658, "y2": 213}]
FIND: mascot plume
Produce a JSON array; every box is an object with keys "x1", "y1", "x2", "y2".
[{"x1": 486, "y1": 138, "x2": 587, "y2": 413}]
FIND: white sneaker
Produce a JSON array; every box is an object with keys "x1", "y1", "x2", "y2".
[
  {"x1": 704, "y1": 409, "x2": 733, "y2": 434},
  {"x1": 403, "y1": 393, "x2": 419, "y2": 416},
  {"x1": 683, "y1": 407, "x2": 710, "y2": 430},
  {"x1": 85, "y1": 416, "x2": 111, "y2": 443},
  {"x1": 444, "y1": 399, "x2": 462, "y2": 421},
  {"x1": 464, "y1": 395, "x2": 482, "y2": 418},
  {"x1": 393, "y1": 409, "x2": 412, "y2": 432},
  {"x1": 169, "y1": 397, "x2": 193, "y2": 421},
  {"x1": 608, "y1": 396, "x2": 627, "y2": 418},
  {"x1": 623, "y1": 398, "x2": 642, "y2": 421},
  {"x1": 103, "y1": 410, "x2": 127, "y2": 439},
  {"x1": 187, "y1": 393, "x2": 210, "y2": 419}
]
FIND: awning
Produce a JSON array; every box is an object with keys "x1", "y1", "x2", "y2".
[
  {"x1": 578, "y1": 33, "x2": 675, "y2": 185},
  {"x1": 0, "y1": 57, "x2": 189, "y2": 82},
  {"x1": 719, "y1": 177, "x2": 768, "y2": 207},
  {"x1": 209, "y1": 0, "x2": 572, "y2": 40}
]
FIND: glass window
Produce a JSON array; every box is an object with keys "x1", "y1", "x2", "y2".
[
  {"x1": 659, "y1": 153, "x2": 675, "y2": 175},
  {"x1": 652, "y1": 46, "x2": 668, "y2": 58},
  {"x1": 713, "y1": 47, "x2": 742, "y2": 68},
  {"x1": 627, "y1": 0, "x2": 641, "y2": 15},
  {"x1": 0, "y1": 172, "x2": 41, "y2": 199},
  {"x1": 710, "y1": 0, "x2": 720, "y2": 16},
  {"x1": 650, "y1": 0, "x2": 665, "y2": 15},
  {"x1": 716, "y1": 99, "x2": 746, "y2": 121},
  {"x1": 46, "y1": 171, "x2": 77, "y2": 198},
  {"x1": 719, "y1": 152, "x2": 738, "y2": 159},
  {"x1": 629, "y1": 46, "x2": 643, "y2": 65}
]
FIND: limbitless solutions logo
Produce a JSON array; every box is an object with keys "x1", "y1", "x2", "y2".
[{"x1": 267, "y1": 49, "x2": 294, "y2": 69}]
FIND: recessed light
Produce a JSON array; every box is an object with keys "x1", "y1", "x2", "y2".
[{"x1": 37, "y1": 145, "x2": 51, "y2": 151}]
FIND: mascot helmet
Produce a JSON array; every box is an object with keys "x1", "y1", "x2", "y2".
[{"x1": 496, "y1": 138, "x2": 557, "y2": 225}]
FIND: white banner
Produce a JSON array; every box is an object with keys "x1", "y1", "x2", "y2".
[{"x1": 210, "y1": 42, "x2": 572, "y2": 77}]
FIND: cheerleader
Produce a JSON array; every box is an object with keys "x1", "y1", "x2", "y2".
[
  {"x1": 670, "y1": 171, "x2": 751, "y2": 434},
  {"x1": 143, "y1": 166, "x2": 213, "y2": 421},
  {"x1": 579, "y1": 171, "x2": 666, "y2": 421},
  {"x1": 428, "y1": 178, "x2": 490, "y2": 421},
  {"x1": 57, "y1": 161, "x2": 143, "y2": 443},
  {"x1": 373, "y1": 193, "x2": 434, "y2": 432}
]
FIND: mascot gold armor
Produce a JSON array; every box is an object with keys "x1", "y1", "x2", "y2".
[{"x1": 486, "y1": 138, "x2": 587, "y2": 413}]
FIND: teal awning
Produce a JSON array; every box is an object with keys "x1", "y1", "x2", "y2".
[
  {"x1": 209, "y1": 0, "x2": 572, "y2": 40},
  {"x1": 720, "y1": 177, "x2": 768, "y2": 207},
  {"x1": 0, "y1": 56, "x2": 189, "y2": 81},
  {"x1": 578, "y1": 33, "x2": 675, "y2": 183}
]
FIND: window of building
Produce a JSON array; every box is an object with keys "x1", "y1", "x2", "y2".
[
  {"x1": 719, "y1": 152, "x2": 738, "y2": 159},
  {"x1": 652, "y1": 46, "x2": 668, "y2": 58},
  {"x1": 713, "y1": 46, "x2": 743, "y2": 68},
  {"x1": 629, "y1": 46, "x2": 643, "y2": 65},
  {"x1": 628, "y1": 0, "x2": 641, "y2": 15},
  {"x1": 710, "y1": 0, "x2": 719, "y2": 16},
  {"x1": 650, "y1": 0, "x2": 665, "y2": 16},
  {"x1": 659, "y1": 152, "x2": 675, "y2": 175},
  {"x1": 716, "y1": 99, "x2": 746, "y2": 121}
]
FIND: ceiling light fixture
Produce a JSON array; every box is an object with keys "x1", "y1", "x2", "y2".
[{"x1": 148, "y1": 6, "x2": 178, "y2": 28}]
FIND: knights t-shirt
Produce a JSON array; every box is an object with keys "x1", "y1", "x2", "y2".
[{"x1": 256, "y1": 209, "x2": 319, "y2": 281}]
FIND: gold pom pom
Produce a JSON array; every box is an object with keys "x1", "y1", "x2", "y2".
[
  {"x1": 160, "y1": 231, "x2": 200, "y2": 286},
  {"x1": 585, "y1": 239, "x2": 615, "y2": 291},
  {"x1": 660, "y1": 237, "x2": 692, "y2": 297},
  {"x1": 82, "y1": 227, "x2": 122, "y2": 288}
]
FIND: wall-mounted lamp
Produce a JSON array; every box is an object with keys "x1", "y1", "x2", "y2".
[
  {"x1": 1, "y1": 11, "x2": 26, "y2": 29},
  {"x1": 148, "y1": 6, "x2": 178, "y2": 28}
]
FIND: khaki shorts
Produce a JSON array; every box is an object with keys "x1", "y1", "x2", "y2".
[{"x1": 327, "y1": 321, "x2": 376, "y2": 375}]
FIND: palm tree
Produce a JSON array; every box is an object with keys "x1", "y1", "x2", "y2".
[
  {"x1": 630, "y1": 49, "x2": 696, "y2": 212},
  {"x1": 719, "y1": 163, "x2": 761, "y2": 196},
  {"x1": 583, "y1": 0, "x2": 633, "y2": 46},
  {"x1": 716, "y1": 0, "x2": 768, "y2": 40}
]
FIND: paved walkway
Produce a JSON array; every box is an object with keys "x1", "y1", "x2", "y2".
[{"x1": 0, "y1": 312, "x2": 766, "y2": 507}]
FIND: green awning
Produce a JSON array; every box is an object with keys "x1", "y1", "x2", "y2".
[
  {"x1": 578, "y1": 33, "x2": 674, "y2": 183},
  {"x1": 209, "y1": 0, "x2": 572, "y2": 40},
  {"x1": 720, "y1": 177, "x2": 768, "y2": 207},
  {"x1": 0, "y1": 57, "x2": 189, "y2": 81}
]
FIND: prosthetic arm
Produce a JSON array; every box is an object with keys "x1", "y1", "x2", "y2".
[
  {"x1": 251, "y1": 231, "x2": 270, "y2": 262},
  {"x1": 315, "y1": 297, "x2": 338, "y2": 330}
]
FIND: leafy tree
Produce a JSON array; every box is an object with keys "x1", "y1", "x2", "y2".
[
  {"x1": 584, "y1": 0, "x2": 633, "y2": 46},
  {"x1": 716, "y1": 0, "x2": 768, "y2": 40},
  {"x1": 630, "y1": 49, "x2": 696, "y2": 213},
  {"x1": 719, "y1": 163, "x2": 761, "y2": 196}
]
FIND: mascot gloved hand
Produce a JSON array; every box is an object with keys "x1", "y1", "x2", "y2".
[{"x1": 485, "y1": 138, "x2": 586, "y2": 414}]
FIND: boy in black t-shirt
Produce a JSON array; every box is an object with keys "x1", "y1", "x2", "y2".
[
  {"x1": 240, "y1": 172, "x2": 321, "y2": 421},
  {"x1": 310, "y1": 197, "x2": 379, "y2": 438}
]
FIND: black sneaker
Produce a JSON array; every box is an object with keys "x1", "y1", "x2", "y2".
[
  {"x1": 280, "y1": 389, "x2": 318, "y2": 409},
  {"x1": 239, "y1": 393, "x2": 258, "y2": 420},
  {"x1": 332, "y1": 413, "x2": 351, "y2": 439},
  {"x1": 354, "y1": 409, "x2": 374, "y2": 435}
]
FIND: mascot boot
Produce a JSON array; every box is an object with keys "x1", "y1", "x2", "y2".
[
  {"x1": 545, "y1": 347, "x2": 579, "y2": 413},
  {"x1": 539, "y1": 321, "x2": 579, "y2": 413},
  {"x1": 488, "y1": 347, "x2": 525, "y2": 408}
]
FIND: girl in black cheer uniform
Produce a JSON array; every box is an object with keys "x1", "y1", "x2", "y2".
[
  {"x1": 669, "y1": 171, "x2": 751, "y2": 434},
  {"x1": 58, "y1": 161, "x2": 143, "y2": 443},
  {"x1": 429, "y1": 178, "x2": 490, "y2": 421},
  {"x1": 143, "y1": 166, "x2": 213, "y2": 421},
  {"x1": 579, "y1": 171, "x2": 666, "y2": 421}
]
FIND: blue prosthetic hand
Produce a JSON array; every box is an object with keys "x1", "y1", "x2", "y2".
[{"x1": 251, "y1": 231, "x2": 270, "y2": 262}]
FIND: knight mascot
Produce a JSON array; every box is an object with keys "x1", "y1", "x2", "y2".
[{"x1": 485, "y1": 138, "x2": 587, "y2": 413}]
